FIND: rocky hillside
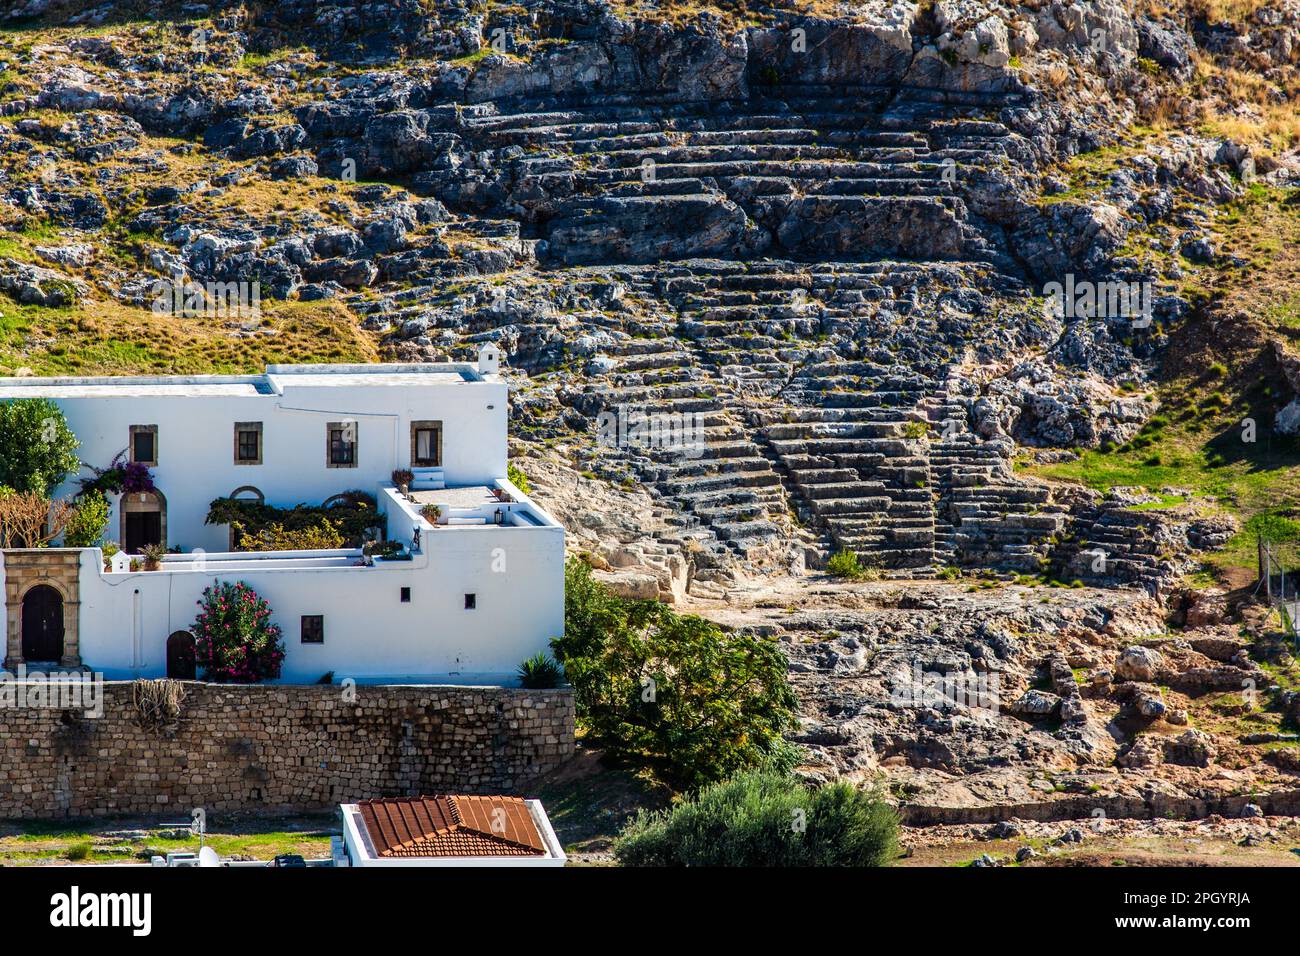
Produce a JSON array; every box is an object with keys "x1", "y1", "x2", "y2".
[
  {"x1": 3, "y1": 0, "x2": 1300, "y2": 830},
  {"x1": 1, "y1": 0, "x2": 1297, "y2": 598}
]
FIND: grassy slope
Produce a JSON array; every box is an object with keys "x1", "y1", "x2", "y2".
[
  {"x1": 0, "y1": 17, "x2": 388, "y2": 376},
  {"x1": 1026, "y1": 183, "x2": 1300, "y2": 581}
]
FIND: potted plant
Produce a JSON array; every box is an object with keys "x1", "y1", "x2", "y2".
[
  {"x1": 391, "y1": 468, "x2": 414, "y2": 494},
  {"x1": 419, "y1": 503, "x2": 441, "y2": 526},
  {"x1": 141, "y1": 543, "x2": 166, "y2": 571}
]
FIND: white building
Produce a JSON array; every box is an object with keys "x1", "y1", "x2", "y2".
[
  {"x1": 339, "y1": 794, "x2": 566, "y2": 867},
  {"x1": 0, "y1": 349, "x2": 566, "y2": 684}
]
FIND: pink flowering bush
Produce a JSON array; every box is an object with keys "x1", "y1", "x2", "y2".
[{"x1": 192, "y1": 581, "x2": 285, "y2": 683}]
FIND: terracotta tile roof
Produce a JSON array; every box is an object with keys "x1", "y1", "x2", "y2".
[{"x1": 357, "y1": 795, "x2": 547, "y2": 858}]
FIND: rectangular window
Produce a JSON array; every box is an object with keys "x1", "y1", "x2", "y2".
[
  {"x1": 464, "y1": 593, "x2": 476, "y2": 610},
  {"x1": 327, "y1": 421, "x2": 357, "y2": 468},
  {"x1": 400, "y1": 587, "x2": 411, "y2": 603},
  {"x1": 410, "y1": 421, "x2": 442, "y2": 468},
  {"x1": 234, "y1": 421, "x2": 263, "y2": 465},
  {"x1": 129, "y1": 425, "x2": 158, "y2": 465},
  {"x1": 301, "y1": 615, "x2": 324, "y2": 644}
]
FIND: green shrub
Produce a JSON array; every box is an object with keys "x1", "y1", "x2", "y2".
[
  {"x1": 614, "y1": 771, "x2": 898, "y2": 867},
  {"x1": 507, "y1": 462, "x2": 531, "y2": 495},
  {"x1": 193, "y1": 580, "x2": 285, "y2": 682},
  {"x1": 518, "y1": 652, "x2": 563, "y2": 689},
  {"x1": 64, "y1": 843, "x2": 93, "y2": 862},
  {"x1": 63, "y1": 491, "x2": 110, "y2": 547},
  {"x1": 207, "y1": 493, "x2": 381, "y2": 548},
  {"x1": 362, "y1": 539, "x2": 409, "y2": 560},
  {"x1": 553, "y1": 559, "x2": 797, "y2": 788},
  {"x1": 901, "y1": 420, "x2": 929, "y2": 440},
  {"x1": 238, "y1": 518, "x2": 345, "y2": 552},
  {"x1": 826, "y1": 549, "x2": 875, "y2": 580}
]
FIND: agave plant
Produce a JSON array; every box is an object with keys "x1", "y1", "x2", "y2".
[{"x1": 518, "y1": 652, "x2": 563, "y2": 689}]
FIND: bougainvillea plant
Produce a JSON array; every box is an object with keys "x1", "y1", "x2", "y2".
[
  {"x1": 78, "y1": 449, "x2": 156, "y2": 498},
  {"x1": 192, "y1": 581, "x2": 285, "y2": 683}
]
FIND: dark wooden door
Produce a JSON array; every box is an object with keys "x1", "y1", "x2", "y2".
[
  {"x1": 125, "y1": 511, "x2": 161, "y2": 553},
  {"x1": 21, "y1": 585, "x2": 63, "y2": 662},
  {"x1": 166, "y1": 632, "x2": 196, "y2": 680}
]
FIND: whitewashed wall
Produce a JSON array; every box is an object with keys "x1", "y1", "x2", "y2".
[
  {"x1": 24, "y1": 366, "x2": 509, "y2": 553},
  {"x1": 36, "y1": 520, "x2": 564, "y2": 684}
]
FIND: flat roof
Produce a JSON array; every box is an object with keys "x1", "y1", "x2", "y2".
[
  {"x1": 269, "y1": 371, "x2": 468, "y2": 389},
  {"x1": 0, "y1": 382, "x2": 267, "y2": 398},
  {"x1": 0, "y1": 362, "x2": 487, "y2": 399}
]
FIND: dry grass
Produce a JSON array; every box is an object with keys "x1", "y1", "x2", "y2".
[
  {"x1": 1186, "y1": 0, "x2": 1273, "y2": 22},
  {"x1": 0, "y1": 295, "x2": 378, "y2": 376},
  {"x1": 1204, "y1": 103, "x2": 1300, "y2": 158}
]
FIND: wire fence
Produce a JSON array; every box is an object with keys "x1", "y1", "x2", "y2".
[{"x1": 1257, "y1": 537, "x2": 1300, "y2": 643}]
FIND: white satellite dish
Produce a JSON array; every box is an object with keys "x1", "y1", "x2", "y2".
[{"x1": 198, "y1": 846, "x2": 222, "y2": 868}]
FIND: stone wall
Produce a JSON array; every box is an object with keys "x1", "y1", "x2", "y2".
[{"x1": 0, "y1": 681, "x2": 574, "y2": 819}]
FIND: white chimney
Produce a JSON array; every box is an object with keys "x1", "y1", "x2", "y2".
[{"x1": 478, "y1": 343, "x2": 501, "y2": 376}]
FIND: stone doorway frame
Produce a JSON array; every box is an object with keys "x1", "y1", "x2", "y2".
[
  {"x1": 120, "y1": 487, "x2": 167, "y2": 554},
  {"x1": 3, "y1": 549, "x2": 82, "y2": 670}
]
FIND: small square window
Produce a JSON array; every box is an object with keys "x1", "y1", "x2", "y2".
[
  {"x1": 129, "y1": 425, "x2": 158, "y2": 465},
  {"x1": 400, "y1": 587, "x2": 411, "y2": 603},
  {"x1": 327, "y1": 421, "x2": 357, "y2": 468},
  {"x1": 301, "y1": 615, "x2": 324, "y2": 644},
  {"x1": 464, "y1": 593, "x2": 476, "y2": 610},
  {"x1": 235, "y1": 422, "x2": 263, "y2": 465}
]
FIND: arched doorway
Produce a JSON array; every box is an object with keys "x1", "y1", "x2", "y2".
[
  {"x1": 166, "y1": 631, "x2": 197, "y2": 679},
  {"x1": 226, "y1": 487, "x2": 265, "y2": 549},
  {"x1": 21, "y1": 585, "x2": 64, "y2": 662},
  {"x1": 121, "y1": 489, "x2": 166, "y2": 554}
]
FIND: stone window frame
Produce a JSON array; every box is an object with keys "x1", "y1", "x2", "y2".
[
  {"x1": 129, "y1": 424, "x2": 158, "y2": 466},
  {"x1": 326, "y1": 420, "x2": 358, "y2": 469},
  {"x1": 410, "y1": 420, "x2": 442, "y2": 468},
  {"x1": 301, "y1": 614, "x2": 324, "y2": 644},
  {"x1": 234, "y1": 421, "x2": 263, "y2": 465}
]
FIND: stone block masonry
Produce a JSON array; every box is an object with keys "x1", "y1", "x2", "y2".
[{"x1": 0, "y1": 682, "x2": 574, "y2": 819}]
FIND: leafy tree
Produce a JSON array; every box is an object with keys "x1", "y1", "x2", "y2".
[
  {"x1": 0, "y1": 399, "x2": 80, "y2": 496},
  {"x1": 614, "y1": 771, "x2": 898, "y2": 867},
  {"x1": 192, "y1": 581, "x2": 285, "y2": 683},
  {"x1": 553, "y1": 559, "x2": 798, "y2": 788},
  {"x1": 63, "y1": 491, "x2": 110, "y2": 547}
]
